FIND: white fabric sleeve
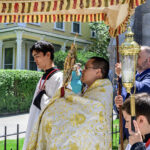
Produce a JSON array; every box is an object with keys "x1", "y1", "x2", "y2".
[{"x1": 40, "y1": 71, "x2": 63, "y2": 110}]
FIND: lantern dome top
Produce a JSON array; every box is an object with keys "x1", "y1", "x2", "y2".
[{"x1": 119, "y1": 27, "x2": 140, "y2": 55}]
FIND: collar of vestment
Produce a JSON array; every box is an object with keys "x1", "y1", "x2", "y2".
[
  {"x1": 42, "y1": 67, "x2": 58, "y2": 80},
  {"x1": 84, "y1": 79, "x2": 110, "y2": 94}
]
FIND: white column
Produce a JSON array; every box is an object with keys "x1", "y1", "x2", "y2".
[
  {"x1": 21, "y1": 41, "x2": 25, "y2": 69},
  {"x1": 0, "y1": 40, "x2": 3, "y2": 69},
  {"x1": 16, "y1": 31, "x2": 23, "y2": 69}
]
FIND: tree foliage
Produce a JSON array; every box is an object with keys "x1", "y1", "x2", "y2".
[
  {"x1": 54, "y1": 50, "x2": 103, "y2": 70},
  {"x1": 88, "y1": 21, "x2": 110, "y2": 59}
]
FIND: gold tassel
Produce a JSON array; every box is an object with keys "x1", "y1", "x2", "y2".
[
  {"x1": 24, "y1": 15, "x2": 27, "y2": 23},
  {"x1": 20, "y1": 15, "x2": 22, "y2": 23},
  {"x1": 96, "y1": 13, "x2": 98, "y2": 22}
]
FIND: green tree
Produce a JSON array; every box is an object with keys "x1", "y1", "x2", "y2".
[
  {"x1": 88, "y1": 21, "x2": 110, "y2": 59},
  {"x1": 55, "y1": 49, "x2": 105, "y2": 70}
]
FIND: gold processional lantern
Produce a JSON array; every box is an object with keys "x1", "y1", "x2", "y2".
[{"x1": 119, "y1": 26, "x2": 140, "y2": 131}]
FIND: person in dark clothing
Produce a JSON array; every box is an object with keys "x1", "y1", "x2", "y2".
[{"x1": 122, "y1": 93, "x2": 150, "y2": 150}]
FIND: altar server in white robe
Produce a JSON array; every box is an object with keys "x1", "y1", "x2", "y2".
[{"x1": 23, "y1": 41, "x2": 63, "y2": 150}]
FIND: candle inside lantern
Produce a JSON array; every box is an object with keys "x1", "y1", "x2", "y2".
[{"x1": 122, "y1": 70, "x2": 134, "y2": 82}]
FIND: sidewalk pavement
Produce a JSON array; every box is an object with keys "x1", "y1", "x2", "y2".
[{"x1": 0, "y1": 113, "x2": 29, "y2": 140}]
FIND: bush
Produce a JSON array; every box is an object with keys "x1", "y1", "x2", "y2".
[
  {"x1": 54, "y1": 51, "x2": 68, "y2": 70},
  {"x1": 0, "y1": 70, "x2": 42, "y2": 114},
  {"x1": 54, "y1": 50, "x2": 104, "y2": 69}
]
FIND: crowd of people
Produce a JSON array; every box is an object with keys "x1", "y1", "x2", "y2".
[{"x1": 21, "y1": 40, "x2": 150, "y2": 150}]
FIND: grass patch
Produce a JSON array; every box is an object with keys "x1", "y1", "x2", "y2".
[
  {"x1": 112, "y1": 119, "x2": 119, "y2": 149},
  {"x1": 0, "y1": 138, "x2": 24, "y2": 150}
]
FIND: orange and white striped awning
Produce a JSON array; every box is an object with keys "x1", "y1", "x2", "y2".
[{"x1": 0, "y1": 0, "x2": 146, "y2": 36}]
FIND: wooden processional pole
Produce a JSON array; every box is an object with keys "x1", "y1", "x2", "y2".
[{"x1": 116, "y1": 36, "x2": 124, "y2": 150}]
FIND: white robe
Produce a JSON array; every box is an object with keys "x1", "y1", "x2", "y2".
[{"x1": 23, "y1": 71, "x2": 63, "y2": 150}]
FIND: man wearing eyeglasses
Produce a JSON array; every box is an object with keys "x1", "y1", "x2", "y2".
[
  {"x1": 27, "y1": 56, "x2": 113, "y2": 150},
  {"x1": 81, "y1": 56, "x2": 109, "y2": 90}
]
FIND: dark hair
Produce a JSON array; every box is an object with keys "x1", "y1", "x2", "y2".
[
  {"x1": 122, "y1": 93, "x2": 150, "y2": 124},
  {"x1": 90, "y1": 56, "x2": 109, "y2": 78},
  {"x1": 30, "y1": 41, "x2": 54, "y2": 60}
]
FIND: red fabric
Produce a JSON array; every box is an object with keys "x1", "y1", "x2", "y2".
[
  {"x1": 53, "y1": 1, "x2": 58, "y2": 11},
  {"x1": 145, "y1": 139, "x2": 150, "y2": 148},
  {"x1": 60, "y1": 87, "x2": 65, "y2": 97},
  {"x1": 118, "y1": 26, "x2": 121, "y2": 34},
  {"x1": 14, "y1": 3, "x2": 19, "y2": 13},
  {"x1": 53, "y1": 15, "x2": 56, "y2": 22},
  {"x1": 14, "y1": 15, "x2": 16, "y2": 22},
  {"x1": 39, "y1": 69, "x2": 59, "y2": 90},
  {"x1": 40, "y1": 15, "x2": 43, "y2": 22},
  {"x1": 34, "y1": 2, "x2": 38, "y2": 12},
  {"x1": 92, "y1": 0, "x2": 96, "y2": 7},
  {"x1": 66, "y1": 14, "x2": 68, "y2": 22},
  {"x1": 102, "y1": 13, "x2": 104, "y2": 20},
  {"x1": 136, "y1": 0, "x2": 139, "y2": 6},
  {"x1": 73, "y1": 0, "x2": 77, "y2": 9},
  {"x1": 111, "y1": 0, "x2": 114, "y2": 5},
  {"x1": 90, "y1": 14, "x2": 92, "y2": 22},
  {"x1": 0, "y1": 16, "x2": 2, "y2": 22},
  {"x1": 27, "y1": 15, "x2": 30, "y2": 23}
]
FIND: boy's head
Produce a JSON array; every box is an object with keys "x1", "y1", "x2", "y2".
[
  {"x1": 81, "y1": 56, "x2": 109, "y2": 86},
  {"x1": 31, "y1": 40, "x2": 54, "y2": 60},
  {"x1": 122, "y1": 93, "x2": 150, "y2": 135},
  {"x1": 31, "y1": 41, "x2": 55, "y2": 70}
]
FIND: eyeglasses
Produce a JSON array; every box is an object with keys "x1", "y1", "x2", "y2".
[{"x1": 84, "y1": 66, "x2": 96, "y2": 70}]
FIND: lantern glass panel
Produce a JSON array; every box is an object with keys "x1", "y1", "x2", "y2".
[{"x1": 121, "y1": 55, "x2": 138, "y2": 83}]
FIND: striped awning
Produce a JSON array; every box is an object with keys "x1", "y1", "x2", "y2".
[{"x1": 0, "y1": 0, "x2": 146, "y2": 36}]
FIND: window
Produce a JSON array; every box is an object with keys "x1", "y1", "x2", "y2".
[
  {"x1": 54, "y1": 22, "x2": 65, "y2": 31},
  {"x1": 91, "y1": 30, "x2": 96, "y2": 38},
  {"x1": 72, "y1": 22, "x2": 81, "y2": 34},
  {"x1": 4, "y1": 48, "x2": 13, "y2": 69},
  {"x1": 29, "y1": 49, "x2": 37, "y2": 71}
]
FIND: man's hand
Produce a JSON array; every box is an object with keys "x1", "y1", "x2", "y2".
[
  {"x1": 115, "y1": 95, "x2": 123, "y2": 108},
  {"x1": 115, "y1": 63, "x2": 121, "y2": 76},
  {"x1": 128, "y1": 120, "x2": 143, "y2": 145}
]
